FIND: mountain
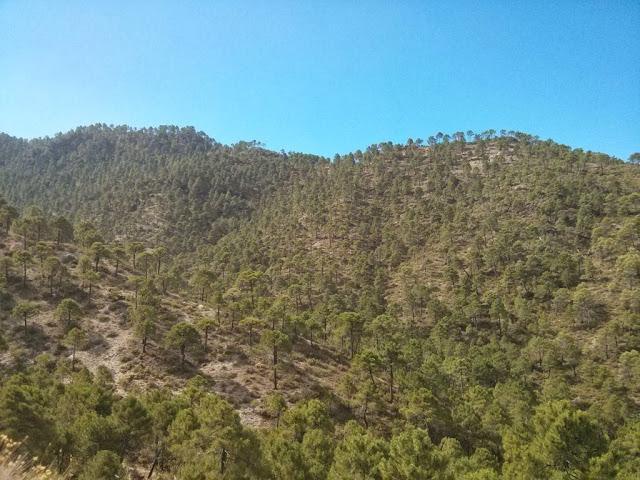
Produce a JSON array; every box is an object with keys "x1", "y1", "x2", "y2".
[
  {"x1": 0, "y1": 126, "x2": 639, "y2": 479},
  {"x1": 0, "y1": 125, "x2": 326, "y2": 252}
]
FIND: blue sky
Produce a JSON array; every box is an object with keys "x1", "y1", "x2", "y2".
[{"x1": 1, "y1": 1, "x2": 638, "y2": 159}]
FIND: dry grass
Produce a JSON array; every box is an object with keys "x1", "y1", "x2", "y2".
[{"x1": 0, "y1": 435, "x2": 59, "y2": 480}]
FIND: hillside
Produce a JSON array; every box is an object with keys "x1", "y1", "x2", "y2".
[
  {"x1": 0, "y1": 227, "x2": 353, "y2": 417},
  {"x1": 0, "y1": 126, "x2": 325, "y2": 252},
  {"x1": 1, "y1": 128, "x2": 639, "y2": 479}
]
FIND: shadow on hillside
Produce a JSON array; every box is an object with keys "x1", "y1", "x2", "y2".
[
  {"x1": 293, "y1": 336, "x2": 349, "y2": 366},
  {"x1": 162, "y1": 352, "x2": 259, "y2": 407}
]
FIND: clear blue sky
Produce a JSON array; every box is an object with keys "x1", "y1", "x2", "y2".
[{"x1": 1, "y1": 1, "x2": 638, "y2": 159}]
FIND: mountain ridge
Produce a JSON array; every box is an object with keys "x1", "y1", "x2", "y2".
[{"x1": 0, "y1": 124, "x2": 626, "y2": 253}]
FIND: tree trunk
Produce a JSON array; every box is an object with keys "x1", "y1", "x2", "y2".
[
  {"x1": 350, "y1": 325, "x2": 355, "y2": 359},
  {"x1": 273, "y1": 346, "x2": 278, "y2": 390},
  {"x1": 180, "y1": 345, "x2": 186, "y2": 367},
  {"x1": 146, "y1": 442, "x2": 162, "y2": 479},
  {"x1": 368, "y1": 367, "x2": 377, "y2": 391},
  {"x1": 389, "y1": 363, "x2": 394, "y2": 403},
  {"x1": 220, "y1": 448, "x2": 227, "y2": 475},
  {"x1": 362, "y1": 401, "x2": 369, "y2": 428}
]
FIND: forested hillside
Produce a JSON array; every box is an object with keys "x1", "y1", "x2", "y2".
[
  {"x1": 0, "y1": 126, "x2": 325, "y2": 251},
  {"x1": 1, "y1": 127, "x2": 639, "y2": 479}
]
